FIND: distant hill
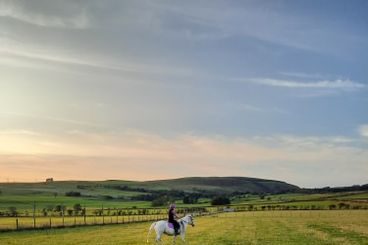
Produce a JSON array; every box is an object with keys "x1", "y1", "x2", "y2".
[
  {"x1": 135, "y1": 176, "x2": 300, "y2": 194},
  {"x1": 0, "y1": 176, "x2": 299, "y2": 197}
]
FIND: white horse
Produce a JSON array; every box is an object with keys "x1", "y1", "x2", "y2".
[{"x1": 146, "y1": 214, "x2": 195, "y2": 244}]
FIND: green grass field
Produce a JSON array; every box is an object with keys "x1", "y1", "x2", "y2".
[
  {"x1": 1, "y1": 180, "x2": 367, "y2": 216},
  {"x1": 0, "y1": 214, "x2": 167, "y2": 231},
  {"x1": 1, "y1": 188, "x2": 366, "y2": 212},
  {"x1": 1, "y1": 210, "x2": 367, "y2": 244}
]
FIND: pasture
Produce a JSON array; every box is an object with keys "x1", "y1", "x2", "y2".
[{"x1": 1, "y1": 210, "x2": 367, "y2": 244}]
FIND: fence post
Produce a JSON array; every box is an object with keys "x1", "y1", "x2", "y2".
[
  {"x1": 16, "y1": 218, "x2": 19, "y2": 230},
  {"x1": 49, "y1": 218, "x2": 52, "y2": 228},
  {"x1": 84, "y1": 207, "x2": 86, "y2": 225},
  {"x1": 62, "y1": 206, "x2": 65, "y2": 227},
  {"x1": 33, "y1": 202, "x2": 36, "y2": 229},
  {"x1": 102, "y1": 205, "x2": 104, "y2": 225}
]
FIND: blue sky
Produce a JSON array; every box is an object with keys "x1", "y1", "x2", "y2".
[{"x1": 0, "y1": 0, "x2": 367, "y2": 187}]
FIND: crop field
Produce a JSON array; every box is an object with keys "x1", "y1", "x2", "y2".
[{"x1": 1, "y1": 210, "x2": 367, "y2": 245}]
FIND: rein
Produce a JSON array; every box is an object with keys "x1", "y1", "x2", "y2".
[{"x1": 179, "y1": 216, "x2": 192, "y2": 225}]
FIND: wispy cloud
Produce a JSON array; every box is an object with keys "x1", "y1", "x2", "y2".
[
  {"x1": 0, "y1": 129, "x2": 39, "y2": 136},
  {"x1": 237, "y1": 104, "x2": 288, "y2": 114},
  {"x1": 279, "y1": 72, "x2": 326, "y2": 79},
  {"x1": 0, "y1": 130, "x2": 367, "y2": 186},
  {"x1": 0, "y1": 37, "x2": 193, "y2": 77},
  {"x1": 150, "y1": 1, "x2": 364, "y2": 55},
  {"x1": 0, "y1": 0, "x2": 89, "y2": 29},
  {"x1": 253, "y1": 135, "x2": 360, "y2": 149},
  {"x1": 239, "y1": 104, "x2": 263, "y2": 112},
  {"x1": 0, "y1": 112, "x2": 104, "y2": 128},
  {"x1": 359, "y1": 124, "x2": 368, "y2": 138},
  {"x1": 245, "y1": 78, "x2": 365, "y2": 90}
]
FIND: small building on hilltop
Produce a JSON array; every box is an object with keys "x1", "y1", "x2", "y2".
[{"x1": 46, "y1": 178, "x2": 54, "y2": 183}]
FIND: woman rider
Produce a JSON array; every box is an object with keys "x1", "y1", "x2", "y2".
[{"x1": 168, "y1": 204, "x2": 180, "y2": 235}]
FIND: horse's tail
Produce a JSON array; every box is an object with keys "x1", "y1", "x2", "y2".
[{"x1": 146, "y1": 222, "x2": 156, "y2": 243}]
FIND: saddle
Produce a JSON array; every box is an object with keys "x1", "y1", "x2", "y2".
[
  {"x1": 167, "y1": 222, "x2": 175, "y2": 229},
  {"x1": 167, "y1": 222, "x2": 181, "y2": 234}
]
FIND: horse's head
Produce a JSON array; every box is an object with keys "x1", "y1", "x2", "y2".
[{"x1": 186, "y1": 214, "x2": 195, "y2": 227}]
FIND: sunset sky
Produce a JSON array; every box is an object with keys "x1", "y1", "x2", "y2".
[{"x1": 0, "y1": 0, "x2": 367, "y2": 187}]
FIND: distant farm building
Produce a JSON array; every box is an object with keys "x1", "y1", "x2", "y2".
[{"x1": 46, "y1": 178, "x2": 54, "y2": 183}]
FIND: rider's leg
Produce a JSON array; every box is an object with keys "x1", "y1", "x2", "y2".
[{"x1": 174, "y1": 221, "x2": 180, "y2": 234}]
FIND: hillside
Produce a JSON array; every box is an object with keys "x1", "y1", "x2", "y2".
[
  {"x1": 0, "y1": 176, "x2": 299, "y2": 197},
  {"x1": 134, "y1": 176, "x2": 299, "y2": 194},
  {"x1": 1, "y1": 177, "x2": 367, "y2": 212}
]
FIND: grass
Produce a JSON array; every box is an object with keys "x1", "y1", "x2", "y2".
[
  {"x1": 0, "y1": 194, "x2": 152, "y2": 212},
  {"x1": 0, "y1": 210, "x2": 367, "y2": 244},
  {"x1": 0, "y1": 214, "x2": 167, "y2": 231},
  {"x1": 1, "y1": 180, "x2": 367, "y2": 214}
]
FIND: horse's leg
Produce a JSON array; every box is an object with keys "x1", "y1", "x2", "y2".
[
  {"x1": 155, "y1": 229, "x2": 162, "y2": 244},
  {"x1": 181, "y1": 233, "x2": 186, "y2": 243},
  {"x1": 155, "y1": 234, "x2": 161, "y2": 244},
  {"x1": 172, "y1": 235, "x2": 177, "y2": 245}
]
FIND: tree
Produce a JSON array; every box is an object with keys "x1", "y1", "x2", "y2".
[
  {"x1": 8, "y1": 207, "x2": 17, "y2": 217},
  {"x1": 329, "y1": 204, "x2": 336, "y2": 210},
  {"x1": 54, "y1": 205, "x2": 66, "y2": 212},
  {"x1": 46, "y1": 205, "x2": 54, "y2": 212},
  {"x1": 67, "y1": 209, "x2": 73, "y2": 216},
  {"x1": 73, "y1": 203, "x2": 82, "y2": 215},
  {"x1": 338, "y1": 202, "x2": 350, "y2": 209},
  {"x1": 65, "y1": 191, "x2": 81, "y2": 197},
  {"x1": 211, "y1": 196, "x2": 231, "y2": 206},
  {"x1": 93, "y1": 208, "x2": 104, "y2": 216},
  {"x1": 183, "y1": 194, "x2": 199, "y2": 204},
  {"x1": 151, "y1": 196, "x2": 169, "y2": 207}
]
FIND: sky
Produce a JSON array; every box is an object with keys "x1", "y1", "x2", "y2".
[{"x1": 0, "y1": 0, "x2": 367, "y2": 187}]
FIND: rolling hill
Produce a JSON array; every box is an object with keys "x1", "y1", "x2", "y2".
[
  {"x1": 0, "y1": 176, "x2": 299, "y2": 197},
  {"x1": 133, "y1": 176, "x2": 299, "y2": 194}
]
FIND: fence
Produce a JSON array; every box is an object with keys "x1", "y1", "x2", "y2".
[
  {"x1": 1, "y1": 201, "x2": 366, "y2": 232},
  {"x1": 0, "y1": 205, "x2": 218, "y2": 232}
]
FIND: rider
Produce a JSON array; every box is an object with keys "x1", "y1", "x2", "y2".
[{"x1": 168, "y1": 203, "x2": 180, "y2": 235}]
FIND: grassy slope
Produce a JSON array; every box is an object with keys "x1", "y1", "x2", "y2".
[
  {"x1": 231, "y1": 191, "x2": 368, "y2": 209},
  {"x1": 0, "y1": 176, "x2": 299, "y2": 196},
  {"x1": 139, "y1": 176, "x2": 300, "y2": 193},
  {"x1": 0, "y1": 177, "x2": 299, "y2": 211},
  {"x1": 0, "y1": 181, "x2": 150, "y2": 210},
  {"x1": 1, "y1": 211, "x2": 367, "y2": 244},
  {"x1": 1, "y1": 178, "x2": 367, "y2": 213}
]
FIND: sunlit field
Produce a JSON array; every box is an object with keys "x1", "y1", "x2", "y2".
[
  {"x1": 1, "y1": 210, "x2": 367, "y2": 245},
  {"x1": 0, "y1": 214, "x2": 166, "y2": 231}
]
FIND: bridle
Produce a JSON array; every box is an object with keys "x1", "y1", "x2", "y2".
[{"x1": 180, "y1": 215, "x2": 195, "y2": 227}]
